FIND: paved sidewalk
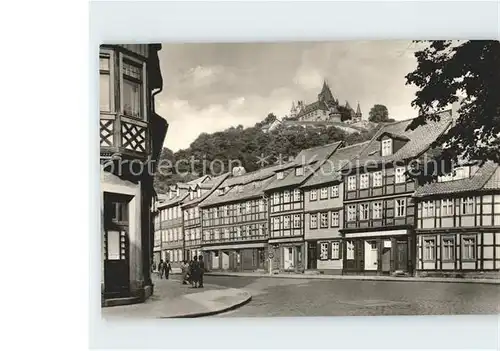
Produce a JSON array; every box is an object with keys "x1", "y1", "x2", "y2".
[
  {"x1": 102, "y1": 277, "x2": 251, "y2": 319},
  {"x1": 205, "y1": 271, "x2": 500, "y2": 285}
]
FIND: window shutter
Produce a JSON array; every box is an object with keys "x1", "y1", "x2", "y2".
[
  {"x1": 338, "y1": 241, "x2": 343, "y2": 259},
  {"x1": 316, "y1": 242, "x2": 322, "y2": 260},
  {"x1": 328, "y1": 242, "x2": 332, "y2": 260}
]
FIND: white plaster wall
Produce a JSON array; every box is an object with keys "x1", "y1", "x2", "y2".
[{"x1": 101, "y1": 170, "x2": 143, "y2": 287}]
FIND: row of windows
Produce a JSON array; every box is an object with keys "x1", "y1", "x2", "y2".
[
  {"x1": 309, "y1": 185, "x2": 339, "y2": 201},
  {"x1": 271, "y1": 214, "x2": 303, "y2": 230},
  {"x1": 160, "y1": 228, "x2": 183, "y2": 243},
  {"x1": 318, "y1": 241, "x2": 342, "y2": 260},
  {"x1": 159, "y1": 205, "x2": 182, "y2": 221},
  {"x1": 203, "y1": 223, "x2": 267, "y2": 241},
  {"x1": 203, "y1": 200, "x2": 267, "y2": 220},
  {"x1": 310, "y1": 211, "x2": 340, "y2": 229},
  {"x1": 272, "y1": 189, "x2": 302, "y2": 205},
  {"x1": 346, "y1": 198, "x2": 407, "y2": 221},
  {"x1": 184, "y1": 228, "x2": 201, "y2": 241},
  {"x1": 99, "y1": 52, "x2": 145, "y2": 119},
  {"x1": 165, "y1": 249, "x2": 183, "y2": 263},
  {"x1": 422, "y1": 236, "x2": 476, "y2": 261},
  {"x1": 184, "y1": 207, "x2": 200, "y2": 221},
  {"x1": 420, "y1": 196, "x2": 500, "y2": 217},
  {"x1": 346, "y1": 167, "x2": 406, "y2": 191}
]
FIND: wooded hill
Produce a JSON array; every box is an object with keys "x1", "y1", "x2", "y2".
[{"x1": 154, "y1": 118, "x2": 381, "y2": 194}]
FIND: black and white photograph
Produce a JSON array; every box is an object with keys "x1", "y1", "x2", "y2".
[{"x1": 99, "y1": 40, "x2": 500, "y2": 319}]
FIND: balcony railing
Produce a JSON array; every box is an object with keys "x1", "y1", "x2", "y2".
[{"x1": 100, "y1": 113, "x2": 149, "y2": 158}]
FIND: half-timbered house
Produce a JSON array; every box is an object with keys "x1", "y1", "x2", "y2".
[
  {"x1": 264, "y1": 142, "x2": 343, "y2": 273},
  {"x1": 199, "y1": 165, "x2": 288, "y2": 272},
  {"x1": 300, "y1": 142, "x2": 368, "y2": 274},
  {"x1": 100, "y1": 44, "x2": 168, "y2": 304},
  {"x1": 414, "y1": 161, "x2": 500, "y2": 278},
  {"x1": 181, "y1": 173, "x2": 229, "y2": 261},
  {"x1": 157, "y1": 176, "x2": 211, "y2": 270},
  {"x1": 340, "y1": 112, "x2": 452, "y2": 275}
]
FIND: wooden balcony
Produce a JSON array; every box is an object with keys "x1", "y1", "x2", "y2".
[{"x1": 100, "y1": 113, "x2": 149, "y2": 160}]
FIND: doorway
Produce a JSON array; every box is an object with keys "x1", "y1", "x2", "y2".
[
  {"x1": 364, "y1": 240, "x2": 378, "y2": 271},
  {"x1": 284, "y1": 247, "x2": 294, "y2": 270},
  {"x1": 307, "y1": 242, "x2": 317, "y2": 269},
  {"x1": 396, "y1": 240, "x2": 408, "y2": 271},
  {"x1": 103, "y1": 194, "x2": 131, "y2": 297},
  {"x1": 381, "y1": 240, "x2": 391, "y2": 273}
]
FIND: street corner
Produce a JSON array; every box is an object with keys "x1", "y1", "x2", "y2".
[{"x1": 164, "y1": 287, "x2": 252, "y2": 318}]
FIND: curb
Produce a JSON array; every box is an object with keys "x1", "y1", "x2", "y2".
[
  {"x1": 204, "y1": 272, "x2": 500, "y2": 285},
  {"x1": 160, "y1": 292, "x2": 252, "y2": 318}
]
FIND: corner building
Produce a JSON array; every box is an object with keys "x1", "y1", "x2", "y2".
[{"x1": 100, "y1": 44, "x2": 168, "y2": 303}]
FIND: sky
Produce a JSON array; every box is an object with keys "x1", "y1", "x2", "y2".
[{"x1": 155, "y1": 40, "x2": 425, "y2": 152}]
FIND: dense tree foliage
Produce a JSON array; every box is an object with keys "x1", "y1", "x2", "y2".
[
  {"x1": 154, "y1": 118, "x2": 379, "y2": 193},
  {"x1": 368, "y1": 104, "x2": 390, "y2": 123},
  {"x1": 405, "y1": 40, "x2": 500, "y2": 166}
]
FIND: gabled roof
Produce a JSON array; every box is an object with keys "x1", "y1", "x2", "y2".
[
  {"x1": 181, "y1": 172, "x2": 230, "y2": 208},
  {"x1": 296, "y1": 100, "x2": 329, "y2": 117},
  {"x1": 413, "y1": 162, "x2": 499, "y2": 198},
  {"x1": 344, "y1": 110, "x2": 452, "y2": 169},
  {"x1": 376, "y1": 131, "x2": 410, "y2": 142},
  {"x1": 264, "y1": 142, "x2": 343, "y2": 192},
  {"x1": 200, "y1": 176, "x2": 275, "y2": 208},
  {"x1": 301, "y1": 141, "x2": 370, "y2": 188},
  {"x1": 158, "y1": 188, "x2": 189, "y2": 208}
]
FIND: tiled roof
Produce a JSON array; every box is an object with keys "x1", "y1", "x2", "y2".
[
  {"x1": 200, "y1": 176, "x2": 275, "y2": 207},
  {"x1": 345, "y1": 111, "x2": 452, "y2": 169},
  {"x1": 158, "y1": 188, "x2": 189, "y2": 208},
  {"x1": 224, "y1": 163, "x2": 292, "y2": 188},
  {"x1": 413, "y1": 162, "x2": 499, "y2": 198},
  {"x1": 264, "y1": 142, "x2": 343, "y2": 191},
  {"x1": 181, "y1": 172, "x2": 230, "y2": 208},
  {"x1": 296, "y1": 101, "x2": 329, "y2": 117},
  {"x1": 301, "y1": 141, "x2": 370, "y2": 188}
]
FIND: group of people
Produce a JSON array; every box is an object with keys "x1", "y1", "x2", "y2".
[
  {"x1": 151, "y1": 255, "x2": 205, "y2": 288},
  {"x1": 153, "y1": 259, "x2": 173, "y2": 279},
  {"x1": 181, "y1": 255, "x2": 205, "y2": 288}
]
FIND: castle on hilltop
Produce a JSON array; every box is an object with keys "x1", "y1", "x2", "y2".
[{"x1": 288, "y1": 80, "x2": 362, "y2": 124}]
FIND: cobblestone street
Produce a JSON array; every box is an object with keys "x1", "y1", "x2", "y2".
[{"x1": 204, "y1": 276, "x2": 500, "y2": 317}]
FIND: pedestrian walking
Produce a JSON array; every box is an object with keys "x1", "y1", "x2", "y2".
[
  {"x1": 164, "y1": 259, "x2": 172, "y2": 279},
  {"x1": 191, "y1": 256, "x2": 200, "y2": 288},
  {"x1": 180, "y1": 260, "x2": 188, "y2": 284},
  {"x1": 158, "y1": 259, "x2": 164, "y2": 279},
  {"x1": 151, "y1": 261, "x2": 156, "y2": 273},
  {"x1": 198, "y1": 255, "x2": 205, "y2": 288},
  {"x1": 187, "y1": 259, "x2": 194, "y2": 284}
]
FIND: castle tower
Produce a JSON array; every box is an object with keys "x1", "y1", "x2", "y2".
[
  {"x1": 290, "y1": 101, "x2": 297, "y2": 118},
  {"x1": 355, "y1": 102, "x2": 362, "y2": 121},
  {"x1": 317, "y1": 80, "x2": 335, "y2": 103},
  {"x1": 329, "y1": 105, "x2": 342, "y2": 122}
]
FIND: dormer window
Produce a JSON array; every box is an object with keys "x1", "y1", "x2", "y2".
[
  {"x1": 176, "y1": 188, "x2": 180, "y2": 196},
  {"x1": 217, "y1": 188, "x2": 224, "y2": 196},
  {"x1": 381, "y1": 139, "x2": 393, "y2": 156},
  {"x1": 277, "y1": 171, "x2": 284, "y2": 180},
  {"x1": 438, "y1": 166, "x2": 471, "y2": 183},
  {"x1": 295, "y1": 167, "x2": 304, "y2": 176},
  {"x1": 197, "y1": 188, "x2": 201, "y2": 198},
  {"x1": 189, "y1": 191, "x2": 194, "y2": 200},
  {"x1": 169, "y1": 190, "x2": 174, "y2": 199},
  {"x1": 238, "y1": 185, "x2": 243, "y2": 193}
]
